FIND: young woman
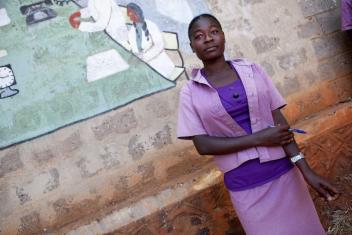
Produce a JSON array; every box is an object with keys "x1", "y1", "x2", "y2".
[{"x1": 177, "y1": 14, "x2": 339, "y2": 235}]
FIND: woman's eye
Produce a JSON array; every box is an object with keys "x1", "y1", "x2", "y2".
[
  {"x1": 211, "y1": 30, "x2": 219, "y2": 35},
  {"x1": 194, "y1": 34, "x2": 204, "y2": 40}
]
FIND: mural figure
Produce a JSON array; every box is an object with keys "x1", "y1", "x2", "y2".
[
  {"x1": 0, "y1": 64, "x2": 19, "y2": 99},
  {"x1": 126, "y1": 3, "x2": 176, "y2": 79},
  {"x1": 20, "y1": 0, "x2": 57, "y2": 25},
  {"x1": 69, "y1": 0, "x2": 130, "y2": 49}
]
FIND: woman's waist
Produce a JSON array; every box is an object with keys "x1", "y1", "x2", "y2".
[
  {"x1": 224, "y1": 157, "x2": 292, "y2": 178},
  {"x1": 223, "y1": 157, "x2": 294, "y2": 191}
]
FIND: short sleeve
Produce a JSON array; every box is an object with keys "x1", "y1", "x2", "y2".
[
  {"x1": 177, "y1": 84, "x2": 207, "y2": 139},
  {"x1": 254, "y1": 63, "x2": 286, "y2": 110},
  {"x1": 341, "y1": 0, "x2": 352, "y2": 31}
]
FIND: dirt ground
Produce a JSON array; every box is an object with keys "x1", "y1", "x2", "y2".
[{"x1": 313, "y1": 154, "x2": 352, "y2": 235}]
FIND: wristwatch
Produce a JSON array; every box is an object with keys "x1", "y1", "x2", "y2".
[{"x1": 290, "y1": 152, "x2": 305, "y2": 163}]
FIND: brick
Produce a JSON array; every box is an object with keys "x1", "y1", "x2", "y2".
[
  {"x1": 260, "y1": 61, "x2": 275, "y2": 77},
  {"x1": 92, "y1": 108, "x2": 138, "y2": 140},
  {"x1": 252, "y1": 36, "x2": 280, "y2": 54},
  {"x1": 0, "y1": 149, "x2": 24, "y2": 178},
  {"x1": 151, "y1": 125, "x2": 172, "y2": 149},
  {"x1": 76, "y1": 157, "x2": 103, "y2": 178},
  {"x1": 317, "y1": 59, "x2": 336, "y2": 80},
  {"x1": 33, "y1": 149, "x2": 55, "y2": 164},
  {"x1": 100, "y1": 146, "x2": 121, "y2": 170},
  {"x1": 282, "y1": 75, "x2": 301, "y2": 95},
  {"x1": 277, "y1": 48, "x2": 307, "y2": 70},
  {"x1": 18, "y1": 211, "x2": 42, "y2": 235},
  {"x1": 128, "y1": 135, "x2": 145, "y2": 161},
  {"x1": 297, "y1": 18, "x2": 322, "y2": 38},
  {"x1": 53, "y1": 198, "x2": 72, "y2": 217},
  {"x1": 44, "y1": 168, "x2": 60, "y2": 193},
  {"x1": 330, "y1": 51, "x2": 352, "y2": 78},
  {"x1": 16, "y1": 187, "x2": 31, "y2": 205},
  {"x1": 318, "y1": 51, "x2": 352, "y2": 80},
  {"x1": 14, "y1": 168, "x2": 61, "y2": 205},
  {"x1": 315, "y1": 8, "x2": 341, "y2": 34},
  {"x1": 298, "y1": 0, "x2": 337, "y2": 17},
  {"x1": 312, "y1": 32, "x2": 350, "y2": 60},
  {"x1": 226, "y1": 44, "x2": 244, "y2": 58},
  {"x1": 137, "y1": 162, "x2": 155, "y2": 181},
  {"x1": 146, "y1": 98, "x2": 171, "y2": 118},
  {"x1": 61, "y1": 131, "x2": 82, "y2": 153}
]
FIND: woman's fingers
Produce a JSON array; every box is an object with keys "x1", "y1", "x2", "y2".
[
  {"x1": 280, "y1": 132, "x2": 294, "y2": 145},
  {"x1": 315, "y1": 181, "x2": 340, "y2": 201},
  {"x1": 321, "y1": 180, "x2": 340, "y2": 200},
  {"x1": 314, "y1": 184, "x2": 333, "y2": 200}
]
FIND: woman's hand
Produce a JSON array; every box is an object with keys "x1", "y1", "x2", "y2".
[
  {"x1": 303, "y1": 169, "x2": 339, "y2": 201},
  {"x1": 69, "y1": 11, "x2": 81, "y2": 29},
  {"x1": 255, "y1": 125, "x2": 294, "y2": 146}
]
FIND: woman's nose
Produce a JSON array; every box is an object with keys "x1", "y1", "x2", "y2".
[{"x1": 204, "y1": 33, "x2": 213, "y2": 42}]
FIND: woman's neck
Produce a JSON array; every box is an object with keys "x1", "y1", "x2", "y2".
[
  {"x1": 203, "y1": 56, "x2": 229, "y2": 77},
  {"x1": 202, "y1": 56, "x2": 238, "y2": 87}
]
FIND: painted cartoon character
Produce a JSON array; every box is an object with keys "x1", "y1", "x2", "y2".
[
  {"x1": 126, "y1": 3, "x2": 175, "y2": 79},
  {"x1": 69, "y1": 0, "x2": 129, "y2": 48},
  {"x1": 0, "y1": 65, "x2": 19, "y2": 99}
]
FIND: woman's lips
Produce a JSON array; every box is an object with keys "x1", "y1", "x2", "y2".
[{"x1": 204, "y1": 46, "x2": 218, "y2": 52}]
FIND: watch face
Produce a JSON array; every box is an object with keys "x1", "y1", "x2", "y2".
[{"x1": 0, "y1": 64, "x2": 15, "y2": 88}]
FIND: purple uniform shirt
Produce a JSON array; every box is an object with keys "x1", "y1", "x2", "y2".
[
  {"x1": 342, "y1": 0, "x2": 352, "y2": 31},
  {"x1": 211, "y1": 76, "x2": 293, "y2": 191},
  {"x1": 177, "y1": 59, "x2": 288, "y2": 173}
]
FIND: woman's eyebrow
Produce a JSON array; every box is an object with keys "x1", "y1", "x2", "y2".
[
  {"x1": 191, "y1": 29, "x2": 203, "y2": 35},
  {"x1": 209, "y1": 24, "x2": 221, "y2": 29}
]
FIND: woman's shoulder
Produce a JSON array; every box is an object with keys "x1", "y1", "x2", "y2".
[
  {"x1": 230, "y1": 58, "x2": 255, "y2": 66},
  {"x1": 180, "y1": 79, "x2": 195, "y2": 93}
]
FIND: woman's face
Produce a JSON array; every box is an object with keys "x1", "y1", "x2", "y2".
[
  {"x1": 189, "y1": 17, "x2": 225, "y2": 61},
  {"x1": 127, "y1": 8, "x2": 139, "y2": 23}
]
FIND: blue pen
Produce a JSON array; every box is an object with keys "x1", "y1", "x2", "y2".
[
  {"x1": 268, "y1": 125, "x2": 307, "y2": 134},
  {"x1": 289, "y1": 128, "x2": 307, "y2": 134}
]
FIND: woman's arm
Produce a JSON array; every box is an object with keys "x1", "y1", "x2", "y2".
[
  {"x1": 272, "y1": 109, "x2": 339, "y2": 200},
  {"x1": 192, "y1": 124, "x2": 293, "y2": 155}
]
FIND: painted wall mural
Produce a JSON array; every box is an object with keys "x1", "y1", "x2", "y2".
[{"x1": 0, "y1": 0, "x2": 209, "y2": 149}]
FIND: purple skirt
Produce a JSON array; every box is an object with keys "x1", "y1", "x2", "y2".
[{"x1": 228, "y1": 168, "x2": 326, "y2": 235}]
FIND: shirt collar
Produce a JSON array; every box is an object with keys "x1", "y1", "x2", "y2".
[{"x1": 190, "y1": 59, "x2": 252, "y2": 85}]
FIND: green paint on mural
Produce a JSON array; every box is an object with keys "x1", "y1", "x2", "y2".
[{"x1": 0, "y1": 1, "x2": 175, "y2": 148}]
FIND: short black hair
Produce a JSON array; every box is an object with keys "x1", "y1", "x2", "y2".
[{"x1": 188, "y1": 14, "x2": 222, "y2": 40}]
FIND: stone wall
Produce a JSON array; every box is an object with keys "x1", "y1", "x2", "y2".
[{"x1": 0, "y1": 0, "x2": 351, "y2": 234}]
